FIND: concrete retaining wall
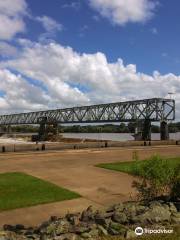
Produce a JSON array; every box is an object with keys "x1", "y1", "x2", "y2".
[{"x1": 0, "y1": 139, "x2": 179, "y2": 153}]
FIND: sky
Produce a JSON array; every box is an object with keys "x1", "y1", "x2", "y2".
[{"x1": 0, "y1": 0, "x2": 180, "y2": 118}]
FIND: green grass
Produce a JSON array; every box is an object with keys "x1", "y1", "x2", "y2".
[
  {"x1": 97, "y1": 157, "x2": 180, "y2": 177},
  {"x1": 0, "y1": 172, "x2": 80, "y2": 211}
]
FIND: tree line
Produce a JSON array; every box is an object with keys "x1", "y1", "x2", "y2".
[{"x1": 7, "y1": 122, "x2": 180, "y2": 133}]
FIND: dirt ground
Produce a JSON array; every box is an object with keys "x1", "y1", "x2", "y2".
[{"x1": 0, "y1": 145, "x2": 180, "y2": 227}]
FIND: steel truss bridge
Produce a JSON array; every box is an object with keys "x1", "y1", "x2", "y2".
[{"x1": 0, "y1": 98, "x2": 175, "y2": 140}]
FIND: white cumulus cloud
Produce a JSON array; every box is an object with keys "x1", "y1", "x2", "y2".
[
  {"x1": 88, "y1": 0, "x2": 157, "y2": 25},
  {"x1": 0, "y1": 42, "x2": 18, "y2": 57},
  {"x1": 0, "y1": 68, "x2": 50, "y2": 113},
  {"x1": 0, "y1": 40, "x2": 179, "y2": 118},
  {"x1": 0, "y1": 0, "x2": 27, "y2": 40},
  {"x1": 36, "y1": 15, "x2": 63, "y2": 33}
]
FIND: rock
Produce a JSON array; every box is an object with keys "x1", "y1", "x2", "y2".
[
  {"x1": 80, "y1": 206, "x2": 94, "y2": 222},
  {"x1": 24, "y1": 229, "x2": 36, "y2": 237},
  {"x1": 0, "y1": 231, "x2": 26, "y2": 240},
  {"x1": 32, "y1": 227, "x2": 40, "y2": 235},
  {"x1": 125, "y1": 229, "x2": 137, "y2": 239},
  {"x1": 46, "y1": 223, "x2": 56, "y2": 235},
  {"x1": 94, "y1": 211, "x2": 110, "y2": 228},
  {"x1": 106, "y1": 205, "x2": 115, "y2": 213},
  {"x1": 73, "y1": 224, "x2": 90, "y2": 234},
  {"x1": 50, "y1": 216, "x2": 59, "y2": 222},
  {"x1": 112, "y1": 212, "x2": 128, "y2": 224},
  {"x1": 80, "y1": 232, "x2": 91, "y2": 239},
  {"x1": 149, "y1": 201, "x2": 162, "y2": 208},
  {"x1": 15, "y1": 224, "x2": 25, "y2": 231},
  {"x1": 40, "y1": 233, "x2": 48, "y2": 240},
  {"x1": 74, "y1": 226, "x2": 89, "y2": 234},
  {"x1": 38, "y1": 221, "x2": 51, "y2": 234},
  {"x1": 56, "y1": 220, "x2": 70, "y2": 235},
  {"x1": 114, "y1": 203, "x2": 124, "y2": 212},
  {"x1": 55, "y1": 233, "x2": 78, "y2": 240},
  {"x1": 81, "y1": 228, "x2": 99, "y2": 239},
  {"x1": 163, "y1": 204, "x2": 170, "y2": 211},
  {"x1": 3, "y1": 225, "x2": 16, "y2": 232},
  {"x1": 124, "y1": 204, "x2": 137, "y2": 218},
  {"x1": 135, "y1": 205, "x2": 147, "y2": 215},
  {"x1": 0, "y1": 237, "x2": 7, "y2": 240},
  {"x1": 0, "y1": 231, "x2": 8, "y2": 240},
  {"x1": 108, "y1": 228, "x2": 119, "y2": 236},
  {"x1": 174, "y1": 202, "x2": 180, "y2": 211},
  {"x1": 66, "y1": 213, "x2": 80, "y2": 226},
  {"x1": 88, "y1": 229, "x2": 99, "y2": 238},
  {"x1": 169, "y1": 203, "x2": 177, "y2": 213},
  {"x1": 108, "y1": 222, "x2": 126, "y2": 236},
  {"x1": 97, "y1": 225, "x2": 108, "y2": 236},
  {"x1": 171, "y1": 212, "x2": 180, "y2": 224},
  {"x1": 26, "y1": 234, "x2": 38, "y2": 239},
  {"x1": 137, "y1": 205, "x2": 171, "y2": 224},
  {"x1": 0, "y1": 200, "x2": 177, "y2": 240},
  {"x1": 104, "y1": 212, "x2": 114, "y2": 218}
]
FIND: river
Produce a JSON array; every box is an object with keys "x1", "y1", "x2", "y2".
[{"x1": 62, "y1": 132, "x2": 180, "y2": 141}]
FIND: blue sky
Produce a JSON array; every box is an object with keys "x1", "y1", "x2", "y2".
[
  {"x1": 0, "y1": 0, "x2": 180, "y2": 117},
  {"x1": 25, "y1": 0, "x2": 180, "y2": 75}
]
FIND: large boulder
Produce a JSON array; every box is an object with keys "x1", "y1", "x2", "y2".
[
  {"x1": 56, "y1": 220, "x2": 71, "y2": 235},
  {"x1": 80, "y1": 206, "x2": 94, "y2": 222},
  {"x1": 168, "y1": 203, "x2": 178, "y2": 213},
  {"x1": 125, "y1": 229, "x2": 137, "y2": 239},
  {"x1": 137, "y1": 204, "x2": 171, "y2": 224},
  {"x1": 55, "y1": 233, "x2": 79, "y2": 240},
  {"x1": 94, "y1": 211, "x2": 110, "y2": 228},
  {"x1": 124, "y1": 204, "x2": 137, "y2": 218},
  {"x1": 108, "y1": 221, "x2": 127, "y2": 236},
  {"x1": 0, "y1": 231, "x2": 26, "y2": 240},
  {"x1": 171, "y1": 212, "x2": 180, "y2": 224},
  {"x1": 112, "y1": 212, "x2": 128, "y2": 224},
  {"x1": 66, "y1": 213, "x2": 80, "y2": 226},
  {"x1": 97, "y1": 225, "x2": 108, "y2": 236}
]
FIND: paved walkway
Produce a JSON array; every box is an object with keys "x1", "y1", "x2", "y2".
[{"x1": 0, "y1": 145, "x2": 180, "y2": 226}]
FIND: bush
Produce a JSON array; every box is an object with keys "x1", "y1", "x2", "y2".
[
  {"x1": 132, "y1": 155, "x2": 180, "y2": 201},
  {"x1": 170, "y1": 163, "x2": 180, "y2": 200}
]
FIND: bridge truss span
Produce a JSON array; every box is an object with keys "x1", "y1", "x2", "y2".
[{"x1": 0, "y1": 98, "x2": 175, "y2": 126}]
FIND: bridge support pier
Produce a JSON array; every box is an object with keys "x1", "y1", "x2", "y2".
[
  {"x1": 5, "y1": 125, "x2": 12, "y2": 134},
  {"x1": 133, "y1": 120, "x2": 151, "y2": 141},
  {"x1": 37, "y1": 117, "x2": 59, "y2": 141},
  {"x1": 142, "y1": 119, "x2": 151, "y2": 141},
  {"x1": 160, "y1": 121, "x2": 169, "y2": 140},
  {"x1": 38, "y1": 120, "x2": 47, "y2": 141}
]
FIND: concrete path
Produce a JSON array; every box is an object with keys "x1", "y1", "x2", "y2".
[{"x1": 0, "y1": 145, "x2": 180, "y2": 226}]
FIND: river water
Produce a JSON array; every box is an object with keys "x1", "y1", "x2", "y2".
[{"x1": 62, "y1": 132, "x2": 180, "y2": 141}]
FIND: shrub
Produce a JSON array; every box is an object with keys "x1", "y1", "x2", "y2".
[
  {"x1": 132, "y1": 155, "x2": 180, "y2": 201},
  {"x1": 170, "y1": 163, "x2": 180, "y2": 200},
  {"x1": 131, "y1": 151, "x2": 141, "y2": 175}
]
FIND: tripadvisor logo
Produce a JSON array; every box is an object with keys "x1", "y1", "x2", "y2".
[
  {"x1": 135, "y1": 227, "x2": 174, "y2": 236},
  {"x1": 135, "y1": 227, "x2": 144, "y2": 236}
]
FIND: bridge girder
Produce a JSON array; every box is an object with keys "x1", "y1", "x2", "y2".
[{"x1": 0, "y1": 98, "x2": 175, "y2": 126}]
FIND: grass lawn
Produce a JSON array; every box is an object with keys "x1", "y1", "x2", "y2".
[
  {"x1": 0, "y1": 172, "x2": 80, "y2": 211},
  {"x1": 96, "y1": 157, "x2": 180, "y2": 177}
]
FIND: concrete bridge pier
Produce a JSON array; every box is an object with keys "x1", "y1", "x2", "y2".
[
  {"x1": 3, "y1": 125, "x2": 12, "y2": 134},
  {"x1": 133, "y1": 120, "x2": 151, "y2": 141},
  {"x1": 38, "y1": 117, "x2": 59, "y2": 141},
  {"x1": 142, "y1": 119, "x2": 151, "y2": 141},
  {"x1": 160, "y1": 121, "x2": 169, "y2": 140},
  {"x1": 38, "y1": 121, "x2": 47, "y2": 141}
]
